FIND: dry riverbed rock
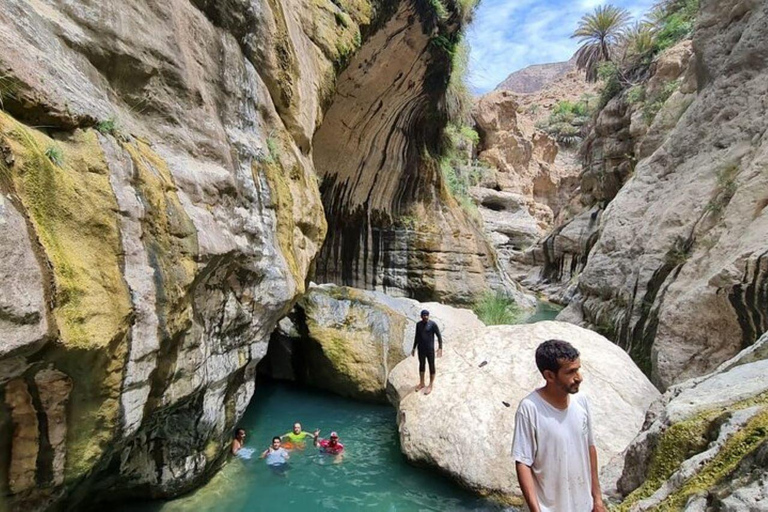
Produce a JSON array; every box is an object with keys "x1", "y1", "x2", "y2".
[{"x1": 387, "y1": 321, "x2": 658, "y2": 501}]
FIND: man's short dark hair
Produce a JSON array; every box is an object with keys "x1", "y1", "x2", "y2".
[
  {"x1": 234, "y1": 427, "x2": 245, "y2": 438},
  {"x1": 535, "y1": 339, "x2": 580, "y2": 374},
  {"x1": 272, "y1": 436, "x2": 281, "y2": 443}
]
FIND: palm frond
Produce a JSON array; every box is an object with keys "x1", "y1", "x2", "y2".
[{"x1": 571, "y1": 4, "x2": 632, "y2": 82}]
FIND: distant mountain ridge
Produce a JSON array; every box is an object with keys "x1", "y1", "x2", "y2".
[{"x1": 495, "y1": 57, "x2": 576, "y2": 94}]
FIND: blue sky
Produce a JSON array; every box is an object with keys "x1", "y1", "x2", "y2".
[{"x1": 467, "y1": 0, "x2": 656, "y2": 93}]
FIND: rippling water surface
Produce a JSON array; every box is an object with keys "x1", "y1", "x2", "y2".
[{"x1": 123, "y1": 381, "x2": 508, "y2": 512}]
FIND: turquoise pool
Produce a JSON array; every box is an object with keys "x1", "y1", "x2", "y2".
[{"x1": 122, "y1": 381, "x2": 508, "y2": 512}]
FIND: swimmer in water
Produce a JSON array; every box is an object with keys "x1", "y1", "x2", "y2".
[
  {"x1": 313, "y1": 430, "x2": 344, "y2": 463},
  {"x1": 231, "y1": 427, "x2": 246, "y2": 455},
  {"x1": 261, "y1": 436, "x2": 290, "y2": 475},
  {"x1": 281, "y1": 422, "x2": 314, "y2": 449}
]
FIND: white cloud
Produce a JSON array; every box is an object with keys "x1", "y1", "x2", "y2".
[{"x1": 467, "y1": 0, "x2": 656, "y2": 94}]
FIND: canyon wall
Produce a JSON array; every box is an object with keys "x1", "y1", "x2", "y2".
[
  {"x1": 527, "y1": 0, "x2": 768, "y2": 389},
  {"x1": 0, "y1": 0, "x2": 487, "y2": 509}
]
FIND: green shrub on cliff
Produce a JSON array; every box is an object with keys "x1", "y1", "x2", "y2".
[
  {"x1": 650, "y1": 0, "x2": 699, "y2": 52},
  {"x1": 439, "y1": 122, "x2": 488, "y2": 196},
  {"x1": 536, "y1": 96, "x2": 597, "y2": 147},
  {"x1": 642, "y1": 79, "x2": 680, "y2": 124},
  {"x1": 96, "y1": 116, "x2": 120, "y2": 137},
  {"x1": 597, "y1": 61, "x2": 622, "y2": 108},
  {"x1": 472, "y1": 291, "x2": 521, "y2": 325},
  {"x1": 705, "y1": 163, "x2": 739, "y2": 216},
  {"x1": 445, "y1": 36, "x2": 472, "y2": 124}
]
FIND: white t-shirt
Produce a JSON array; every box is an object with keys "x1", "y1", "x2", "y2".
[{"x1": 512, "y1": 390, "x2": 595, "y2": 512}]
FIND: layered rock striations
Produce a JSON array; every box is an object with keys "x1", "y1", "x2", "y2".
[
  {"x1": 312, "y1": 1, "x2": 511, "y2": 305},
  {"x1": 0, "y1": 0, "x2": 480, "y2": 509},
  {"x1": 554, "y1": 0, "x2": 768, "y2": 389}
]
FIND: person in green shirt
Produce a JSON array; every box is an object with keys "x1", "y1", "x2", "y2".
[{"x1": 281, "y1": 422, "x2": 314, "y2": 449}]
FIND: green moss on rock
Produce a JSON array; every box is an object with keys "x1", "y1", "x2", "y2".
[
  {"x1": 0, "y1": 112, "x2": 136, "y2": 483},
  {"x1": 0, "y1": 112, "x2": 132, "y2": 349},
  {"x1": 123, "y1": 140, "x2": 198, "y2": 336},
  {"x1": 255, "y1": 148, "x2": 303, "y2": 292},
  {"x1": 618, "y1": 391, "x2": 768, "y2": 511},
  {"x1": 655, "y1": 408, "x2": 768, "y2": 510},
  {"x1": 299, "y1": 287, "x2": 408, "y2": 402}
]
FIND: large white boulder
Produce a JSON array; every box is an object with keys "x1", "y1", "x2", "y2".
[
  {"x1": 260, "y1": 284, "x2": 485, "y2": 401},
  {"x1": 387, "y1": 321, "x2": 659, "y2": 500}
]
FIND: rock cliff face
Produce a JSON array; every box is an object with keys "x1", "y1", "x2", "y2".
[
  {"x1": 0, "y1": 0, "x2": 477, "y2": 509},
  {"x1": 312, "y1": 1, "x2": 506, "y2": 305},
  {"x1": 471, "y1": 91, "x2": 583, "y2": 284},
  {"x1": 554, "y1": 0, "x2": 768, "y2": 389},
  {"x1": 602, "y1": 332, "x2": 768, "y2": 511},
  {"x1": 494, "y1": 57, "x2": 576, "y2": 94}
]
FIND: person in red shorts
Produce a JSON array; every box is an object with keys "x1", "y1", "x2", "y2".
[{"x1": 313, "y1": 430, "x2": 344, "y2": 462}]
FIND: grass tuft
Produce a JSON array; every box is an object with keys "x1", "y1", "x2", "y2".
[
  {"x1": 472, "y1": 291, "x2": 521, "y2": 325},
  {"x1": 45, "y1": 145, "x2": 64, "y2": 167}
]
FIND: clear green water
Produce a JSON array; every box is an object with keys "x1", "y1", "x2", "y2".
[
  {"x1": 521, "y1": 300, "x2": 563, "y2": 324},
  {"x1": 123, "y1": 381, "x2": 506, "y2": 512}
]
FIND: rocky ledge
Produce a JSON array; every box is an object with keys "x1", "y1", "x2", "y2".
[
  {"x1": 603, "y1": 332, "x2": 768, "y2": 511},
  {"x1": 259, "y1": 284, "x2": 484, "y2": 402}
]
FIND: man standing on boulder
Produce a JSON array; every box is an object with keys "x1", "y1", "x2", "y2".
[
  {"x1": 411, "y1": 309, "x2": 442, "y2": 395},
  {"x1": 512, "y1": 339, "x2": 605, "y2": 512}
]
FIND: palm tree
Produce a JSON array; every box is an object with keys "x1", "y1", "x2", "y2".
[
  {"x1": 572, "y1": 5, "x2": 632, "y2": 81},
  {"x1": 622, "y1": 21, "x2": 656, "y2": 67}
]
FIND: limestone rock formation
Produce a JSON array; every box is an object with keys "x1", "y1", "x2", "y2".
[
  {"x1": 494, "y1": 56, "x2": 576, "y2": 95},
  {"x1": 603, "y1": 332, "x2": 768, "y2": 510},
  {"x1": 0, "y1": 0, "x2": 477, "y2": 509},
  {"x1": 387, "y1": 321, "x2": 659, "y2": 501},
  {"x1": 259, "y1": 284, "x2": 484, "y2": 402},
  {"x1": 521, "y1": 40, "x2": 697, "y2": 307},
  {"x1": 312, "y1": 1, "x2": 507, "y2": 305},
  {"x1": 556, "y1": 1, "x2": 768, "y2": 388},
  {"x1": 471, "y1": 91, "x2": 581, "y2": 280}
]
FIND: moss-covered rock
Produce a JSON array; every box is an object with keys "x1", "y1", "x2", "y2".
[
  {"x1": 607, "y1": 333, "x2": 768, "y2": 510},
  {"x1": 0, "y1": 112, "x2": 131, "y2": 350},
  {"x1": 274, "y1": 285, "x2": 408, "y2": 402}
]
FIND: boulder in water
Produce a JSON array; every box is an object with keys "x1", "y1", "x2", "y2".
[
  {"x1": 260, "y1": 284, "x2": 485, "y2": 402},
  {"x1": 387, "y1": 321, "x2": 659, "y2": 501}
]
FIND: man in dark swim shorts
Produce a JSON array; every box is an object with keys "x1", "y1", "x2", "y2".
[{"x1": 411, "y1": 309, "x2": 443, "y2": 395}]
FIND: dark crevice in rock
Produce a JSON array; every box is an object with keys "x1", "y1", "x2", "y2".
[
  {"x1": 26, "y1": 379, "x2": 53, "y2": 488},
  {"x1": 540, "y1": 209, "x2": 601, "y2": 284}
]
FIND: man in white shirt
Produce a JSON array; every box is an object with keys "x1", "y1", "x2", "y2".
[{"x1": 512, "y1": 339, "x2": 605, "y2": 512}]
